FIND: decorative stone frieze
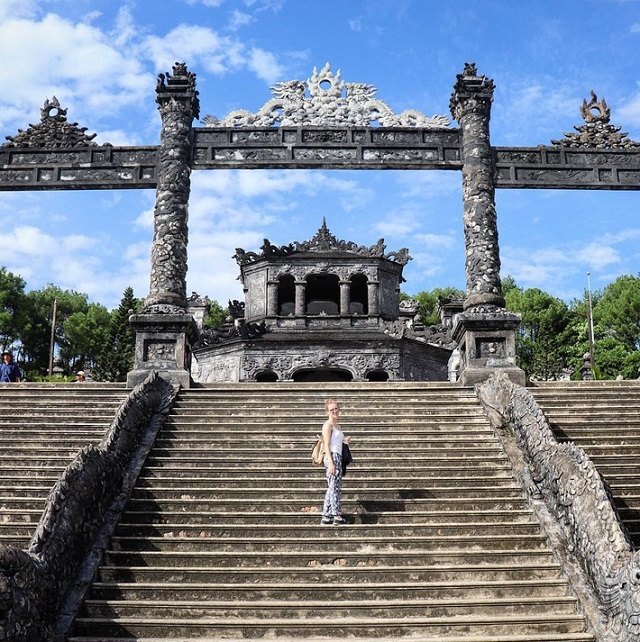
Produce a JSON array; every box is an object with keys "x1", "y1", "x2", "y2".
[
  {"x1": 203, "y1": 63, "x2": 450, "y2": 129},
  {"x1": 2, "y1": 97, "x2": 98, "y2": 148},
  {"x1": 552, "y1": 91, "x2": 640, "y2": 149},
  {"x1": 234, "y1": 219, "x2": 411, "y2": 267}
]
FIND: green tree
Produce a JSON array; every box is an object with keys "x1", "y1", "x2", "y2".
[
  {"x1": 93, "y1": 287, "x2": 141, "y2": 382},
  {"x1": 595, "y1": 274, "x2": 640, "y2": 351},
  {"x1": 0, "y1": 267, "x2": 28, "y2": 352},
  {"x1": 505, "y1": 286, "x2": 576, "y2": 381},
  {"x1": 59, "y1": 303, "x2": 111, "y2": 373},
  {"x1": 403, "y1": 287, "x2": 464, "y2": 325},
  {"x1": 501, "y1": 275, "x2": 519, "y2": 298},
  {"x1": 205, "y1": 300, "x2": 229, "y2": 329},
  {"x1": 20, "y1": 285, "x2": 91, "y2": 377}
]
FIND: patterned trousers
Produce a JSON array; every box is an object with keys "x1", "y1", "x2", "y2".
[{"x1": 322, "y1": 451, "x2": 343, "y2": 517}]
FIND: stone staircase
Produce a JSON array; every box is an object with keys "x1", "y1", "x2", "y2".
[
  {"x1": 530, "y1": 380, "x2": 640, "y2": 547},
  {"x1": 0, "y1": 383, "x2": 128, "y2": 550},
  {"x1": 69, "y1": 382, "x2": 595, "y2": 641}
]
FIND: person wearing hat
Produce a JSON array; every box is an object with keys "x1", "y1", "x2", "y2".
[
  {"x1": 0, "y1": 351, "x2": 22, "y2": 382},
  {"x1": 75, "y1": 371, "x2": 86, "y2": 383}
]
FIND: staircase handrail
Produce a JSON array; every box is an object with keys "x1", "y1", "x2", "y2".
[
  {"x1": 476, "y1": 371, "x2": 640, "y2": 642},
  {"x1": 0, "y1": 371, "x2": 177, "y2": 642}
]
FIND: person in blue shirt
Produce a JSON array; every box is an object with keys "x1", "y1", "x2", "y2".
[{"x1": 0, "y1": 351, "x2": 22, "y2": 382}]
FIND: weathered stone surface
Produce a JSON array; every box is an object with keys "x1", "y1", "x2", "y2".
[
  {"x1": 145, "y1": 63, "x2": 199, "y2": 313},
  {"x1": 450, "y1": 63, "x2": 505, "y2": 312},
  {"x1": 202, "y1": 62, "x2": 450, "y2": 129},
  {"x1": 552, "y1": 91, "x2": 640, "y2": 149},
  {"x1": 2, "y1": 97, "x2": 97, "y2": 149},
  {"x1": 476, "y1": 372, "x2": 640, "y2": 642},
  {"x1": 0, "y1": 373, "x2": 175, "y2": 642}
]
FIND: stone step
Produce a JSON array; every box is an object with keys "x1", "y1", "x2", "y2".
[
  {"x1": 123, "y1": 495, "x2": 531, "y2": 513},
  {"x1": 87, "y1": 577, "x2": 570, "y2": 601},
  {"x1": 123, "y1": 485, "x2": 525, "y2": 505},
  {"x1": 138, "y1": 464, "x2": 513, "y2": 480},
  {"x1": 128, "y1": 482, "x2": 524, "y2": 499},
  {"x1": 167, "y1": 417, "x2": 491, "y2": 426},
  {"x1": 81, "y1": 593, "x2": 580, "y2": 619},
  {"x1": 167, "y1": 407, "x2": 487, "y2": 417},
  {"x1": 102, "y1": 548, "x2": 559, "y2": 569},
  {"x1": 66, "y1": 633, "x2": 597, "y2": 642},
  {"x1": 70, "y1": 613, "x2": 592, "y2": 639},
  {"x1": 109, "y1": 531, "x2": 548, "y2": 553},
  {"x1": 142, "y1": 449, "x2": 507, "y2": 463},
  {"x1": 118, "y1": 508, "x2": 536, "y2": 526},
  {"x1": 531, "y1": 383, "x2": 640, "y2": 549},
  {"x1": 95, "y1": 561, "x2": 565, "y2": 584},
  {"x1": 130, "y1": 474, "x2": 516, "y2": 489},
  {"x1": 74, "y1": 384, "x2": 595, "y2": 640},
  {"x1": 115, "y1": 521, "x2": 540, "y2": 538}
]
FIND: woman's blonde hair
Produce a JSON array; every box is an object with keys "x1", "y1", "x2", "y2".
[{"x1": 324, "y1": 398, "x2": 339, "y2": 412}]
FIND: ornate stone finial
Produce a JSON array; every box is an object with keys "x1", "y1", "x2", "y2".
[
  {"x1": 202, "y1": 63, "x2": 450, "y2": 128},
  {"x1": 156, "y1": 62, "x2": 200, "y2": 120},
  {"x1": 2, "y1": 96, "x2": 99, "y2": 148},
  {"x1": 233, "y1": 221, "x2": 411, "y2": 266},
  {"x1": 449, "y1": 62, "x2": 495, "y2": 122},
  {"x1": 551, "y1": 90, "x2": 640, "y2": 149}
]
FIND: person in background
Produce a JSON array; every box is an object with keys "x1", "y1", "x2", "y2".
[
  {"x1": 75, "y1": 371, "x2": 86, "y2": 383},
  {"x1": 0, "y1": 351, "x2": 22, "y2": 382},
  {"x1": 320, "y1": 398, "x2": 351, "y2": 526}
]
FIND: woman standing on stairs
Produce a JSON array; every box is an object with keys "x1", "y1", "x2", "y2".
[{"x1": 320, "y1": 398, "x2": 351, "y2": 526}]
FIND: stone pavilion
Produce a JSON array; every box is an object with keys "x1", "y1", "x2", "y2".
[{"x1": 189, "y1": 220, "x2": 458, "y2": 383}]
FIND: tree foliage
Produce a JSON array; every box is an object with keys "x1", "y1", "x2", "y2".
[
  {"x1": 93, "y1": 287, "x2": 141, "y2": 382},
  {"x1": 0, "y1": 267, "x2": 28, "y2": 352},
  {"x1": 504, "y1": 284, "x2": 577, "y2": 381},
  {"x1": 402, "y1": 287, "x2": 464, "y2": 326},
  {"x1": 2, "y1": 262, "x2": 640, "y2": 383},
  {"x1": 595, "y1": 274, "x2": 640, "y2": 351},
  {"x1": 205, "y1": 300, "x2": 229, "y2": 329},
  {"x1": 60, "y1": 303, "x2": 111, "y2": 373},
  {"x1": 20, "y1": 285, "x2": 93, "y2": 377}
]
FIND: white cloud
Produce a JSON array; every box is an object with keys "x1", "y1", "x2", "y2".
[
  {"x1": 247, "y1": 48, "x2": 286, "y2": 84},
  {"x1": 394, "y1": 171, "x2": 461, "y2": 199},
  {"x1": 0, "y1": 13, "x2": 152, "y2": 134},
  {"x1": 229, "y1": 10, "x2": 254, "y2": 30},
  {"x1": 618, "y1": 91, "x2": 640, "y2": 130},
  {"x1": 413, "y1": 232, "x2": 457, "y2": 249},
  {"x1": 574, "y1": 243, "x2": 621, "y2": 271},
  {"x1": 142, "y1": 25, "x2": 242, "y2": 75},
  {"x1": 0, "y1": 0, "x2": 38, "y2": 21}
]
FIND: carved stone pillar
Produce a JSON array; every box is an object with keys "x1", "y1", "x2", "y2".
[
  {"x1": 450, "y1": 63, "x2": 503, "y2": 311},
  {"x1": 128, "y1": 63, "x2": 200, "y2": 388},
  {"x1": 295, "y1": 280, "x2": 306, "y2": 316},
  {"x1": 339, "y1": 281, "x2": 350, "y2": 316},
  {"x1": 267, "y1": 280, "x2": 278, "y2": 316},
  {"x1": 367, "y1": 280, "x2": 379, "y2": 316},
  {"x1": 146, "y1": 62, "x2": 199, "y2": 310},
  {"x1": 449, "y1": 63, "x2": 524, "y2": 386}
]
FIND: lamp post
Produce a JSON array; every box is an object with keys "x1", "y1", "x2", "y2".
[
  {"x1": 48, "y1": 297, "x2": 57, "y2": 377},
  {"x1": 586, "y1": 272, "x2": 595, "y2": 378}
]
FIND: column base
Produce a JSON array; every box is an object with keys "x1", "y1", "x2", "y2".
[
  {"x1": 126, "y1": 313, "x2": 197, "y2": 388},
  {"x1": 452, "y1": 309, "x2": 526, "y2": 387}
]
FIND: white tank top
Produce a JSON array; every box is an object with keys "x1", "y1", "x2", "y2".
[{"x1": 329, "y1": 425, "x2": 344, "y2": 454}]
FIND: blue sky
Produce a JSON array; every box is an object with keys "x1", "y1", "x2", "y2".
[{"x1": 1, "y1": 0, "x2": 639, "y2": 310}]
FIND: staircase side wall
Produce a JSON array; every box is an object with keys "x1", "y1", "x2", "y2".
[
  {"x1": 475, "y1": 372, "x2": 640, "y2": 642},
  {"x1": 0, "y1": 372, "x2": 176, "y2": 642}
]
